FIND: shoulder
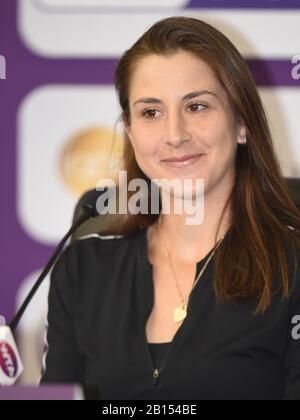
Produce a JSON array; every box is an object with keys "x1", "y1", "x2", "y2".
[
  {"x1": 74, "y1": 232, "x2": 127, "y2": 252},
  {"x1": 77, "y1": 233, "x2": 125, "y2": 241},
  {"x1": 73, "y1": 231, "x2": 139, "y2": 253},
  {"x1": 50, "y1": 229, "x2": 145, "y2": 293},
  {"x1": 57, "y1": 229, "x2": 144, "y2": 269}
]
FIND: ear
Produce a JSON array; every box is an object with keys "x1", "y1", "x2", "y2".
[{"x1": 236, "y1": 124, "x2": 247, "y2": 145}]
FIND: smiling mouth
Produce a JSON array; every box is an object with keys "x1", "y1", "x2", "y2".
[{"x1": 162, "y1": 154, "x2": 205, "y2": 168}]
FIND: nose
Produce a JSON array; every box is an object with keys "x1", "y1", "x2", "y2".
[{"x1": 164, "y1": 112, "x2": 191, "y2": 148}]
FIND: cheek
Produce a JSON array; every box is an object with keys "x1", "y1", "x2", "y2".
[
  {"x1": 206, "y1": 116, "x2": 237, "y2": 149},
  {"x1": 199, "y1": 119, "x2": 237, "y2": 169},
  {"x1": 214, "y1": 130, "x2": 238, "y2": 169},
  {"x1": 130, "y1": 129, "x2": 160, "y2": 158}
]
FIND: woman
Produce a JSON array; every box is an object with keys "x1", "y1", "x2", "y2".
[{"x1": 41, "y1": 16, "x2": 300, "y2": 400}]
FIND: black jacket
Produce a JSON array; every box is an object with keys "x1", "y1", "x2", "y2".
[{"x1": 41, "y1": 227, "x2": 300, "y2": 400}]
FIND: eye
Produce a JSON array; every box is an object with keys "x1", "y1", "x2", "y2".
[
  {"x1": 141, "y1": 108, "x2": 162, "y2": 119},
  {"x1": 186, "y1": 101, "x2": 207, "y2": 113}
]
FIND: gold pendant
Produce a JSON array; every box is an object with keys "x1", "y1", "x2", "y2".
[{"x1": 173, "y1": 303, "x2": 187, "y2": 323}]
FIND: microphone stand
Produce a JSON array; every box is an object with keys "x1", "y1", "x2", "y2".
[
  {"x1": 0, "y1": 202, "x2": 99, "y2": 386},
  {"x1": 9, "y1": 204, "x2": 95, "y2": 332}
]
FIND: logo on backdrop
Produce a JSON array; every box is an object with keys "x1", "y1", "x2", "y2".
[
  {"x1": 0, "y1": 54, "x2": 6, "y2": 80},
  {"x1": 0, "y1": 341, "x2": 18, "y2": 378}
]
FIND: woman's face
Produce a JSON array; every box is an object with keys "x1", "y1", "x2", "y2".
[{"x1": 124, "y1": 51, "x2": 246, "y2": 199}]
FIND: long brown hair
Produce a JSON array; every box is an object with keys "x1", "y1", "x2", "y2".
[{"x1": 107, "y1": 16, "x2": 300, "y2": 313}]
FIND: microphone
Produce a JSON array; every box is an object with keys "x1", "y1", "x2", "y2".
[{"x1": 0, "y1": 187, "x2": 109, "y2": 386}]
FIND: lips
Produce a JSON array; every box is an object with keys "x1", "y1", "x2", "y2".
[
  {"x1": 162, "y1": 153, "x2": 205, "y2": 168},
  {"x1": 162, "y1": 153, "x2": 203, "y2": 163}
]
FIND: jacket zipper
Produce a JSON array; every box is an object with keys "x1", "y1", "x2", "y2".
[
  {"x1": 144, "y1": 338, "x2": 160, "y2": 385},
  {"x1": 144, "y1": 306, "x2": 191, "y2": 387},
  {"x1": 143, "y1": 252, "x2": 205, "y2": 387}
]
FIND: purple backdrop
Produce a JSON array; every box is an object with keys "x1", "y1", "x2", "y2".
[{"x1": 0, "y1": 0, "x2": 299, "y2": 324}]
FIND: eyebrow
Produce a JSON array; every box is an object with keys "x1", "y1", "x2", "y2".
[{"x1": 133, "y1": 90, "x2": 218, "y2": 106}]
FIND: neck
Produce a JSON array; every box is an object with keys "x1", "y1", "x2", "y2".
[{"x1": 148, "y1": 180, "x2": 232, "y2": 265}]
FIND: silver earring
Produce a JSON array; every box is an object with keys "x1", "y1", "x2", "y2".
[{"x1": 239, "y1": 138, "x2": 247, "y2": 146}]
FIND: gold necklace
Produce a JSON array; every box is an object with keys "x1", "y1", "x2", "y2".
[{"x1": 158, "y1": 216, "x2": 225, "y2": 323}]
